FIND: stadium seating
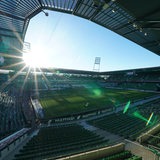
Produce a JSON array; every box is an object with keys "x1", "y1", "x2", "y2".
[
  {"x1": 88, "y1": 98, "x2": 160, "y2": 141},
  {"x1": 99, "y1": 150, "x2": 142, "y2": 160},
  {"x1": 14, "y1": 124, "x2": 109, "y2": 160},
  {"x1": 101, "y1": 68, "x2": 160, "y2": 91},
  {"x1": 88, "y1": 112, "x2": 155, "y2": 140},
  {"x1": 136, "y1": 99, "x2": 160, "y2": 119},
  {"x1": 0, "y1": 74, "x2": 33, "y2": 140},
  {"x1": 0, "y1": 90, "x2": 26, "y2": 140},
  {"x1": 146, "y1": 132, "x2": 160, "y2": 149}
]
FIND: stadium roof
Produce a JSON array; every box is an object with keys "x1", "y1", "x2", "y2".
[
  {"x1": 100, "y1": 66, "x2": 160, "y2": 75},
  {"x1": 0, "y1": 66, "x2": 160, "y2": 76},
  {"x1": 0, "y1": 0, "x2": 160, "y2": 56},
  {"x1": 40, "y1": 66, "x2": 160, "y2": 75}
]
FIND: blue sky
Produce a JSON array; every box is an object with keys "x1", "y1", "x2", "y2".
[{"x1": 24, "y1": 11, "x2": 160, "y2": 71}]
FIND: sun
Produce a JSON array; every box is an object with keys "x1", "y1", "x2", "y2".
[{"x1": 23, "y1": 46, "x2": 48, "y2": 68}]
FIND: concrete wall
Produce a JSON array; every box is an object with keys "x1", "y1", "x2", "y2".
[
  {"x1": 56, "y1": 143, "x2": 125, "y2": 160},
  {"x1": 0, "y1": 134, "x2": 28, "y2": 160},
  {"x1": 125, "y1": 139, "x2": 159, "y2": 160},
  {"x1": 137, "y1": 124, "x2": 160, "y2": 143}
]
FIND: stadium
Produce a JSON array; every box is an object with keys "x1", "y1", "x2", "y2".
[{"x1": 0, "y1": 0, "x2": 160, "y2": 160}]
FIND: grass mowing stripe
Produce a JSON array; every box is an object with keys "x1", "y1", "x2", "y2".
[{"x1": 38, "y1": 88, "x2": 158, "y2": 119}]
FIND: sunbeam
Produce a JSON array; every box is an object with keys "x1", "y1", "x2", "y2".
[
  {"x1": 37, "y1": 67, "x2": 51, "y2": 89},
  {"x1": 21, "y1": 66, "x2": 31, "y2": 94},
  {"x1": 33, "y1": 67, "x2": 39, "y2": 96},
  {"x1": 1, "y1": 61, "x2": 25, "y2": 69},
  {"x1": 0, "y1": 65, "x2": 27, "y2": 91},
  {"x1": 0, "y1": 52, "x2": 23, "y2": 59},
  {"x1": 9, "y1": 24, "x2": 24, "y2": 46}
]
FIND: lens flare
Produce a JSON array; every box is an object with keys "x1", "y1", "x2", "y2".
[
  {"x1": 93, "y1": 89, "x2": 102, "y2": 96},
  {"x1": 133, "y1": 111, "x2": 148, "y2": 122},
  {"x1": 146, "y1": 112, "x2": 154, "y2": 126},
  {"x1": 123, "y1": 101, "x2": 130, "y2": 114}
]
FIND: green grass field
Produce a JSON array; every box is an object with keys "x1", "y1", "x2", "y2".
[{"x1": 39, "y1": 87, "x2": 157, "y2": 119}]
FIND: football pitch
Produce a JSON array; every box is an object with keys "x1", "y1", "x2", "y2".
[{"x1": 39, "y1": 87, "x2": 156, "y2": 119}]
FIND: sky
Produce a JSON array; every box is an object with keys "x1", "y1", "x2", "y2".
[{"x1": 24, "y1": 10, "x2": 160, "y2": 72}]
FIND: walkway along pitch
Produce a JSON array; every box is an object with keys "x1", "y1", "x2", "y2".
[{"x1": 78, "y1": 121, "x2": 124, "y2": 144}]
